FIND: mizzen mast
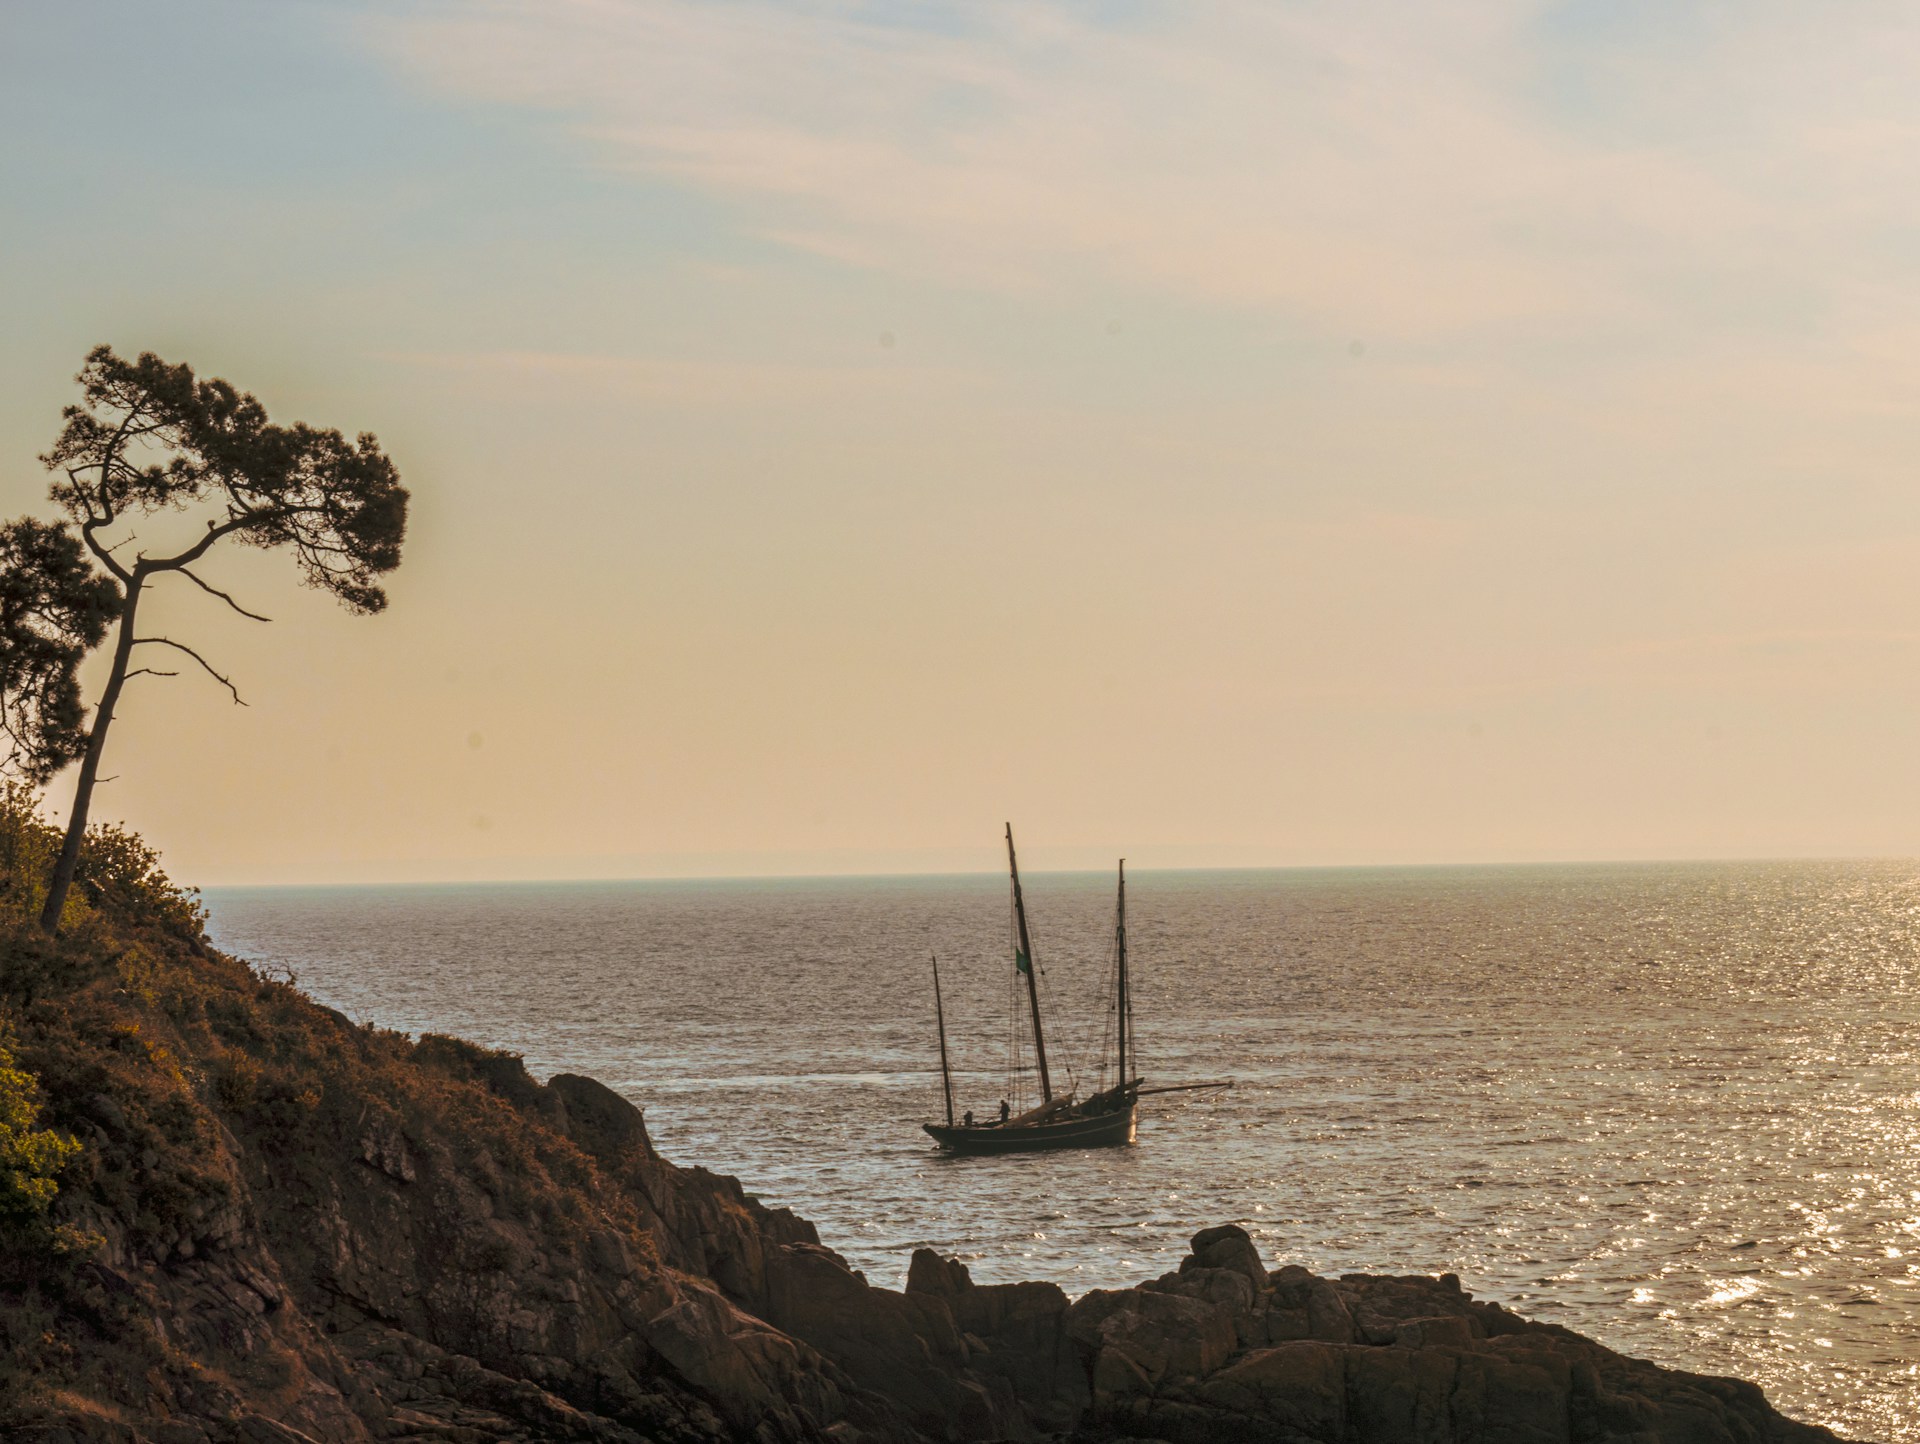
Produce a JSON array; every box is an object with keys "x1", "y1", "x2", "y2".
[
  {"x1": 1115, "y1": 859, "x2": 1131, "y2": 1089},
  {"x1": 1006, "y1": 822, "x2": 1054, "y2": 1103}
]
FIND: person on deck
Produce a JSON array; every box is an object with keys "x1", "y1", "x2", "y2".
[
  {"x1": 963, "y1": 1110, "x2": 974, "y2": 1127},
  {"x1": 999, "y1": 1098, "x2": 1010, "y2": 1124}
]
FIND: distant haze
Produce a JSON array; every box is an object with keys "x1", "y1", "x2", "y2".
[{"x1": 6, "y1": 2, "x2": 1920, "y2": 885}]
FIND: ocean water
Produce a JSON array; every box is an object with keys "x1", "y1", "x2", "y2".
[{"x1": 202, "y1": 862, "x2": 1920, "y2": 1442}]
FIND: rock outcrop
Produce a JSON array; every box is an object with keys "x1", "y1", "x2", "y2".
[{"x1": 0, "y1": 912, "x2": 1854, "y2": 1444}]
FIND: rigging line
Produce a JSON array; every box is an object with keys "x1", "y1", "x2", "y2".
[
  {"x1": 1094, "y1": 949, "x2": 1116, "y2": 1091},
  {"x1": 1041, "y1": 940, "x2": 1102, "y2": 1098},
  {"x1": 1035, "y1": 956, "x2": 1076, "y2": 1097},
  {"x1": 1004, "y1": 929, "x2": 1025, "y2": 1113},
  {"x1": 1126, "y1": 933, "x2": 1140, "y2": 1085}
]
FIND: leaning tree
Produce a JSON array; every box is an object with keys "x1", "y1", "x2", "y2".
[{"x1": 0, "y1": 346, "x2": 408, "y2": 930}]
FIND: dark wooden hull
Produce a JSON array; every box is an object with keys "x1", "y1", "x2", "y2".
[{"x1": 923, "y1": 1103, "x2": 1137, "y2": 1153}]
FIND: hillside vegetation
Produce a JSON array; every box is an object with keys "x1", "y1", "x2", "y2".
[
  {"x1": 0, "y1": 790, "x2": 1851, "y2": 1444},
  {"x1": 0, "y1": 788, "x2": 843, "y2": 1441}
]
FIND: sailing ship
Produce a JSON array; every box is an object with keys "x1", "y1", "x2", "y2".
[{"x1": 923, "y1": 825, "x2": 1225, "y2": 1154}]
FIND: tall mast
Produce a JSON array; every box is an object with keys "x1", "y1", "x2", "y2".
[
  {"x1": 1115, "y1": 859, "x2": 1130, "y2": 1088},
  {"x1": 1006, "y1": 823, "x2": 1053, "y2": 1103},
  {"x1": 932, "y1": 953, "x2": 955, "y2": 1126}
]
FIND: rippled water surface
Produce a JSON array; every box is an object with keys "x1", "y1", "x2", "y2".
[{"x1": 203, "y1": 863, "x2": 1920, "y2": 1441}]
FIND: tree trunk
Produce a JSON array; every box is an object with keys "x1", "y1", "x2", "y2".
[{"x1": 39, "y1": 574, "x2": 143, "y2": 931}]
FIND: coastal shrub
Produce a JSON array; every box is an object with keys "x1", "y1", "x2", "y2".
[
  {"x1": 0, "y1": 915, "x2": 117, "y2": 1007},
  {"x1": 0, "y1": 783, "x2": 204, "y2": 942},
  {"x1": 72, "y1": 820, "x2": 206, "y2": 941},
  {"x1": 0, "y1": 781, "x2": 61, "y2": 924},
  {"x1": 0, "y1": 1030, "x2": 80, "y2": 1228},
  {"x1": 415, "y1": 1033, "x2": 544, "y2": 1110},
  {"x1": 0, "y1": 801, "x2": 669, "y2": 1421},
  {"x1": 213, "y1": 1052, "x2": 261, "y2": 1111},
  {"x1": 0, "y1": 797, "x2": 684, "y2": 1429}
]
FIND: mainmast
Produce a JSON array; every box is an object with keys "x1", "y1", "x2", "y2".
[
  {"x1": 932, "y1": 953, "x2": 955, "y2": 1126},
  {"x1": 1006, "y1": 823, "x2": 1053, "y2": 1103},
  {"x1": 1115, "y1": 859, "x2": 1131, "y2": 1089}
]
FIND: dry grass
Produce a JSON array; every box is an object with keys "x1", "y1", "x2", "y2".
[{"x1": 0, "y1": 787, "x2": 656, "y2": 1423}]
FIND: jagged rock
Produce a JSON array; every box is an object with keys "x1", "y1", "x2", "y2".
[
  {"x1": 1092, "y1": 1344, "x2": 1156, "y2": 1407},
  {"x1": 1344, "y1": 1342, "x2": 1460, "y2": 1442},
  {"x1": 0, "y1": 910, "x2": 1859, "y2": 1444},
  {"x1": 1307, "y1": 1277, "x2": 1358, "y2": 1344},
  {"x1": 1067, "y1": 1286, "x2": 1239, "y2": 1386},
  {"x1": 1147, "y1": 1264, "x2": 1255, "y2": 1316},
  {"x1": 757, "y1": 1237, "x2": 997, "y2": 1437},
  {"x1": 1193, "y1": 1341, "x2": 1348, "y2": 1436},
  {"x1": 1143, "y1": 1265, "x2": 1261, "y2": 1349},
  {"x1": 906, "y1": 1251, "x2": 1087, "y2": 1429},
  {"x1": 905, "y1": 1246, "x2": 975, "y2": 1297},
  {"x1": 1394, "y1": 1314, "x2": 1481, "y2": 1349},
  {"x1": 1181, "y1": 1223, "x2": 1267, "y2": 1291},
  {"x1": 550, "y1": 1072, "x2": 654, "y2": 1161}
]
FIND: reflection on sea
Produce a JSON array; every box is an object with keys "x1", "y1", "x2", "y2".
[{"x1": 205, "y1": 862, "x2": 1920, "y2": 1442}]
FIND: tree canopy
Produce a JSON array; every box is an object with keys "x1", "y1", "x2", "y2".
[
  {"x1": 0, "y1": 520, "x2": 121, "y2": 785},
  {"x1": 43, "y1": 346, "x2": 406, "y2": 614},
  {"x1": 1, "y1": 346, "x2": 409, "y2": 930}
]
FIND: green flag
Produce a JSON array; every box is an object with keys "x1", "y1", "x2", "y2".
[{"x1": 1015, "y1": 945, "x2": 1032, "y2": 976}]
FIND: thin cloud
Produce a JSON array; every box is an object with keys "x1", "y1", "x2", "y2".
[
  {"x1": 370, "y1": 1, "x2": 1920, "y2": 344},
  {"x1": 385, "y1": 347, "x2": 983, "y2": 402}
]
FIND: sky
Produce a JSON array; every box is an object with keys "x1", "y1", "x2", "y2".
[{"x1": 4, "y1": 0, "x2": 1920, "y2": 884}]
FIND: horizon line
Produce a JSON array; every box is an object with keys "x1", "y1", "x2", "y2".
[{"x1": 193, "y1": 850, "x2": 1920, "y2": 893}]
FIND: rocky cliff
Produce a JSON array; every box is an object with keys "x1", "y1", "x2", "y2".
[{"x1": 0, "y1": 829, "x2": 1854, "y2": 1444}]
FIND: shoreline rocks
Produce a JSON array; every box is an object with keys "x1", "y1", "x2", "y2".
[
  {"x1": 1, "y1": 937, "x2": 1856, "y2": 1444},
  {"x1": 892, "y1": 1225, "x2": 1847, "y2": 1444}
]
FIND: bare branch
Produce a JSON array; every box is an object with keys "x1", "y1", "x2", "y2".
[
  {"x1": 80, "y1": 520, "x2": 134, "y2": 584},
  {"x1": 173, "y1": 566, "x2": 272, "y2": 622},
  {"x1": 72, "y1": 460, "x2": 134, "y2": 584},
  {"x1": 65, "y1": 467, "x2": 106, "y2": 524},
  {"x1": 132, "y1": 637, "x2": 247, "y2": 705},
  {"x1": 140, "y1": 511, "x2": 271, "y2": 574},
  {"x1": 133, "y1": 498, "x2": 341, "y2": 578},
  {"x1": 123, "y1": 668, "x2": 180, "y2": 681}
]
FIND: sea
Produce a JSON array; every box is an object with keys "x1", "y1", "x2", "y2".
[{"x1": 201, "y1": 862, "x2": 1920, "y2": 1443}]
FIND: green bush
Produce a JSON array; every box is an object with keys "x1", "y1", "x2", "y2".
[
  {"x1": 0, "y1": 782, "x2": 205, "y2": 940},
  {"x1": 0, "y1": 916, "x2": 115, "y2": 1008},
  {"x1": 0, "y1": 1032, "x2": 79, "y2": 1227},
  {"x1": 0, "y1": 781, "x2": 58, "y2": 923}
]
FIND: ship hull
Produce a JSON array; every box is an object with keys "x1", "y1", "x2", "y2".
[{"x1": 923, "y1": 1102, "x2": 1137, "y2": 1153}]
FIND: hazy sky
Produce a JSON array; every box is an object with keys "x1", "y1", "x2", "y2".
[{"x1": 5, "y1": 0, "x2": 1920, "y2": 884}]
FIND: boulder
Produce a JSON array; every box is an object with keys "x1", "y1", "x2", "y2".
[
  {"x1": 1396, "y1": 1314, "x2": 1483, "y2": 1350},
  {"x1": 639, "y1": 1280, "x2": 809, "y2": 1429},
  {"x1": 1342, "y1": 1271, "x2": 1483, "y2": 1339},
  {"x1": 759, "y1": 1239, "x2": 1000, "y2": 1437},
  {"x1": 548, "y1": 1073, "x2": 653, "y2": 1162},
  {"x1": 1149, "y1": 1265, "x2": 1255, "y2": 1316},
  {"x1": 1450, "y1": 1338, "x2": 1576, "y2": 1444},
  {"x1": 1346, "y1": 1343, "x2": 1461, "y2": 1443},
  {"x1": 1269, "y1": 1261, "x2": 1316, "y2": 1306},
  {"x1": 1144, "y1": 1265, "x2": 1262, "y2": 1349},
  {"x1": 1092, "y1": 1344, "x2": 1155, "y2": 1408},
  {"x1": 905, "y1": 1247, "x2": 974, "y2": 1298},
  {"x1": 1181, "y1": 1223, "x2": 1268, "y2": 1291},
  {"x1": 1307, "y1": 1278, "x2": 1357, "y2": 1344},
  {"x1": 1195, "y1": 1341, "x2": 1349, "y2": 1437},
  {"x1": 1066, "y1": 1287, "x2": 1237, "y2": 1385}
]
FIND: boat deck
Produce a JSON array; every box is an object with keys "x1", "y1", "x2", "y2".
[{"x1": 923, "y1": 1102, "x2": 1137, "y2": 1153}]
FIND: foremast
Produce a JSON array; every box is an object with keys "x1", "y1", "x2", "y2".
[
  {"x1": 932, "y1": 953, "x2": 955, "y2": 1126},
  {"x1": 1005, "y1": 822, "x2": 1053, "y2": 1103}
]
